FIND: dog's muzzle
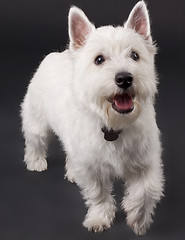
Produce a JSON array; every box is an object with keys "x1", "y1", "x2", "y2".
[{"x1": 107, "y1": 72, "x2": 135, "y2": 114}]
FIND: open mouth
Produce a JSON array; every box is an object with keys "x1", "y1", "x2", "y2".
[{"x1": 108, "y1": 93, "x2": 134, "y2": 114}]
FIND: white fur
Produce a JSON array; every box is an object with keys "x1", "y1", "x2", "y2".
[{"x1": 21, "y1": 1, "x2": 164, "y2": 235}]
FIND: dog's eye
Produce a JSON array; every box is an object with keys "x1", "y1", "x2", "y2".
[
  {"x1": 131, "y1": 51, "x2": 139, "y2": 61},
  {"x1": 95, "y1": 55, "x2": 105, "y2": 65}
]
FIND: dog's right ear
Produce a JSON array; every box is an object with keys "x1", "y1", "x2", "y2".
[{"x1": 68, "y1": 7, "x2": 95, "y2": 50}]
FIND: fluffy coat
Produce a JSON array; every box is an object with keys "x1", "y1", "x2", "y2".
[{"x1": 21, "y1": 1, "x2": 164, "y2": 235}]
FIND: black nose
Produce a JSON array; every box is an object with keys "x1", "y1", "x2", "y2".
[{"x1": 115, "y1": 72, "x2": 133, "y2": 89}]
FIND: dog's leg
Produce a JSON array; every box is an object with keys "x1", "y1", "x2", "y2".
[
  {"x1": 21, "y1": 98, "x2": 49, "y2": 172},
  {"x1": 122, "y1": 164, "x2": 164, "y2": 235},
  {"x1": 23, "y1": 132, "x2": 48, "y2": 172},
  {"x1": 64, "y1": 156, "x2": 76, "y2": 183},
  {"x1": 78, "y1": 173, "x2": 116, "y2": 232}
]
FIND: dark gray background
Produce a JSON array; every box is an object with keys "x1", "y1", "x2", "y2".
[{"x1": 1, "y1": 0, "x2": 185, "y2": 239}]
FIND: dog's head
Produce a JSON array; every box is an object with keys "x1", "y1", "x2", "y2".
[{"x1": 68, "y1": 1, "x2": 157, "y2": 129}]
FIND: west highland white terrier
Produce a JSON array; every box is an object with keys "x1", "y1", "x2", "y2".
[{"x1": 21, "y1": 1, "x2": 164, "y2": 235}]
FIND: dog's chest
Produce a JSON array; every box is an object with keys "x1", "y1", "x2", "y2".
[{"x1": 69, "y1": 123, "x2": 138, "y2": 178}]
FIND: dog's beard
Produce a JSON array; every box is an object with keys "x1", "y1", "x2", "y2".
[
  {"x1": 103, "y1": 100, "x2": 140, "y2": 130},
  {"x1": 99, "y1": 87, "x2": 141, "y2": 130}
]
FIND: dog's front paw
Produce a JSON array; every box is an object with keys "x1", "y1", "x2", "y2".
[
  {"x1": 83, "y1": 216, "x2": 112, "y2": 232},
  {"x1": 26, "y1": 158, "x2": 47, "y2": 172},
  {"x1": 127, "y1": 220, "x2": 149, "y2": 236},
  {"x1": 126, "y1": 213, "x2": 152, "y2": 236},
  {"x1": 83, "y1": 206, "x2": 115, "y2": 232},
  {"x1": 64, "y1": 169, "x2": 76, "y2": 183}
]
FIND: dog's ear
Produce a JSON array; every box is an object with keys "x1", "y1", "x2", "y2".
[
  {"x1": 124, "y1": 1, "x2": 151, "y2": 40},
  {"x1": 68, "y1": 7, "x2": 95, "y2": 50}
]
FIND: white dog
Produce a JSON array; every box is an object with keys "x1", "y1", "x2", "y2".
[{"x1": 21, "y1": 1, "x2": 164, "y2": 235}]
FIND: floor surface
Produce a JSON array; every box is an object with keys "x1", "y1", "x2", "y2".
[
  {"x1": 1, "y1": 0, "x2": 185, "y2": 238},
  {"x1": 1, "y1": 51, "x2": 185, "y2": 240}
]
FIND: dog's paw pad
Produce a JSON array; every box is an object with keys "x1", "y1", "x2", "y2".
[{"x1": 26, "y1": 158, "x2": 47, "y2": 172}]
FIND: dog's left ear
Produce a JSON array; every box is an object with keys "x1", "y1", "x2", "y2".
[
  {"x1": 124, "y1": 1, "x2": 151, "y2": 40},
  {"x1": 68, "y1": 6, "x2": 95, "y2": 50}
]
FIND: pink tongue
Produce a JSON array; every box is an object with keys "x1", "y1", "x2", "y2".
[{"x1": 113, "y1": 94, "x2": 133, "y2": 110}]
